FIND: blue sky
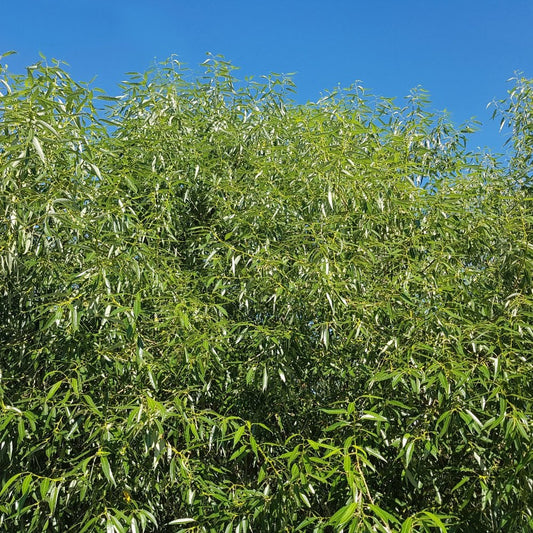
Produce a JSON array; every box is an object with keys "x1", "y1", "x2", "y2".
[{"x1": 2, "y1": 0, "x2": 532, "y2": 154}]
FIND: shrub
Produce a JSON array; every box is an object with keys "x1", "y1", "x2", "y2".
[{"x1": 1, "y1": 54, "x2": 531, "y2": 531}]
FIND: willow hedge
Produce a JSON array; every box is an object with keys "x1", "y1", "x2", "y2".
[{"x1": 0, "y1": 54, "x2": 532, "y2": 532}]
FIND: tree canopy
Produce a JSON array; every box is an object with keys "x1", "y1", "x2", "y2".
[{"x1": 0, "y1": 54, "x2": 532, "y2": 532}]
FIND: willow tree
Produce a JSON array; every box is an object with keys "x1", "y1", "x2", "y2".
[{"x1": 0, "y1": 53, "x2": 531, "y2": 532}]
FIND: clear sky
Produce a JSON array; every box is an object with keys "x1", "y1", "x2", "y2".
[{"x1": 2, "y1": 0, "x2": 532, "y2": 154}]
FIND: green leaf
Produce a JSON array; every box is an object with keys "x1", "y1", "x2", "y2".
[
  {"x1": 401, "y1": 516, "x2": 414, "y2": 533},
  {"x1": 300, "y1": 492, "x2": 311, "y2": 508},
  {"x1": 0, "y1": 473, "x2": 22, "y2": 498},
  {"x1": 249, "y1": 435, "x2": 258, "y2": 455},
  {"x1": 21, "y1": 474, "x2": 32, "y2": 496},
  {"x1": 233, "y1": 425, "x2": 246, "y2": 447},
  {"x1": 47, "y1": 482, "x2": 60, "y2": 514},
  {"x1": 32, "y1": 136, "x2": 46, "y2": 163},
  {"x1": 83, "y1": 395, "x2": 103, "y2": 417},
  {"x1": 368, "y1": 504, "x2": 399, "y2": 524},
  {"x1": 361, "y1": 411, "x2": 388, "y2": 423},
  {"x1": 329, "y1": 502, "x2": 358, "y2": 526},
  {"x1": 133, "y1": 293, "x2": 142, "y2": 318},
  {"x1": 229, "y1": 445, "x2": 247, "y2": 461},
  {"x1": 404, "y1": 440, "x2": 415, "y2": 468},
  {"x1": 100, "y1": 455, "x2": 116, "y2": 486},
  {"x1": 420, "y1": 511, "x2": 448, "y2": 531},
  {"x1": 46, "y1": 380, "x2": 63, "y2": 401},
  {"x1": 262, "y1": 365, "x2": 268, "y2": 392},
  {"x1": 39, "y1": 478, "x2": 50, "y2": 500},
  {"x1": 451, "y1": 476, "x2": 471, "y2": 493},
  {"x1": 168, "y1": 518, "x2": 196, "y2": 525},
  {"x1": 320, "y1": 408, "x2": 347, "y2": 415}
]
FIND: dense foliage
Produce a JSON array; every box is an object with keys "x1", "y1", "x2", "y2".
[{"x1": 0, "y1": 53, "x2": 532, "y2": 532}]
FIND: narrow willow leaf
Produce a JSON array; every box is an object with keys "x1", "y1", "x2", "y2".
[
  {"x1": 0, "y1": 473, "x2": 22, "y2": 498},
  {"x1": 47, "y1": 482, "x2": 60, "y2": 514},
  {"x1": 100, "y1": 455, "x2": 116, "y2": 486},
  {"x1": 361, "y1": 411, "x2": 388, "y2": 423},
  {"x1": 368, "y1": 504, "x2": 399, "y2": 524},
  {"x1": 420, "y1": 511, "x2": 448, "y2": 531},
  {"x1": 404, "y1": 440, "x2": 415, "y2": 468},
  {"x1": 401, "y1": 516, "x2": 414, "y2": 533},
  {"x1": 32, "y1": 136, "x2": 46, "y2": 163},
  {"x1": 133, "y1": 293, "x2": 142, "y2": 318},
  {"x1": 300, "y1": 492, "x2": 311, "y2": 508},
  {"x1": 46, "y1": 381, "x2": 63, "y2": 401},
  {"x1": 39, "y1": 478, "x2": 50, "y2": 500},
  {"x1": 329, "y1": 502, "x2": 357, "y2": 526},
  {"x1": 21, "y1": 474, "x2": 32, "y2": 496},
  {"x1": 83, "y1": 395, "x2": 103, "y2": 417},
  {"x1": 262, "y1": 365, "x2": 268, "y2": 392},
  {"x1": 233, "y1": 425, "x2": 246, "y2": 447},
  {"x1": 229, "y1": 445, "x2": 247, "y2": 461}
]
